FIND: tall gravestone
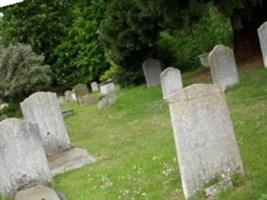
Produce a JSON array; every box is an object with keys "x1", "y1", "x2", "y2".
[
  {"x1": 20, "y1": 92, "x2": 71, "y2": 156},
  {"x1": 73, "y1": 84, "x2": 91, "y2": 105},
  {"x1": 90, "y1": 82, "x2": 99, "y2": 92},
  {"x1": 160, "y1": 67, "x2": 183, "y2": 99},
  {"x1": 166, "y1": 84, "x2": 244, "y2": 199},
  {"x1": 258, "y1": 21, "x2": 267, "y2": 68},
  {"x1": 208, "y1": 45, "x2": 239, "y2": 87},
  {"x1": 142, "y1": 58, "x2": 162, "y2": 87},
  {"x1": 0, "y1": 119, "x2": 52, "y2": 199}
]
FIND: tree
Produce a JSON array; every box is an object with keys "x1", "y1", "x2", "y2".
[{"x1": 0, "y1": 44, "x2": 51, "y2": 101}]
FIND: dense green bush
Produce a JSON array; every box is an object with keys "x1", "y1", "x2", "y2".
[
  {"x1": 0, "y1": 44, "x2": 51, "y2": 101},
  {"x1": 157, "y1": 6, "x2": 233, "y2": 71}
]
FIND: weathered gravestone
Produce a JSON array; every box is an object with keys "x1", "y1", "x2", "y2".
[
  {"x1": 208, "y1": 45, "x2": 239, "y2": 87},
  {"x1": 91, "y1": 82, "x2": 99, "y2": 92},
  {"x1": 73, "y1": 84, "x2": 91, "y2": 105},
  {"x1": 142, "y1": 58, "x2": 162, "y2": 87},
  {"x1": 258, "y1": 21, "x2": 267, "y2": 68},
  {"x1": 100, "y1": 80, "x2": 116, "y2": 95},
  {"x1": 198, "y1": 53, "x2": 210, "y2": 68},
  {"x1": 160, "y1": 67, "x2": 183, "y2": 99},
  {"x1": 0, "y1": 119, "x2": 52, "y2": 199},
  {"x1": 64, "y1": 90, "x2": 75, "y2": 102},
  {"x1": 20, "y1": 92, "x2": 71, "y2": 156},
  {"x1": 166, "y1": 84, "x2": 244, "y2": 199}
]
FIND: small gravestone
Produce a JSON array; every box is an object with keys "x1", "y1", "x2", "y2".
[
  {"x1": 198, "y1": 53, "x2": 210, "y2": 68},
  {"x1": 166, "y1": 84, "x2": 244, "y2": 199},
  {"x1": 64, "y1": 90, "x2": 74, "y2": 102},
  {"x1": 258, "y1": 21, "x2": 267, "y2": 68},
  {"x1": 97, "y1": 93, "x2": 117, "y2": 109},
  {"x1": 73, "y1": 84, "x2": 91, "y2": 105},
  {"x1": 15, "y1": 185, "x2": 61, "y2": 200},
  {"x1": 142, "y1": 58, "x2": 162, "y2": 87},
  {"x1": 91, "y1": 82, "x2": 99, "y2": 92},
  {"x1": 160, "y1": 67, "x2": 183, "y2": 99},
  {"x1": 20, "y1": 92, "x2": 71, "y2": 156},
  {"x1": 208, "y1": 45, "x2": 239, "y2": 87},
  {"x1": 100, "y1": 80, "x2": 116, "y2": 95},
  {"x1": 0, "y1": 119, "x2": 52, "y2": 199}
]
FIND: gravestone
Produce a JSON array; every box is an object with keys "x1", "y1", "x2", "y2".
[
  {"x1": 64, "y1": 90, "x2": 74, "y2": 102},
  {"x1": 0, "y1": 119, "x2": 52, "y2": 199},
  {"x1": 97, "y1": 93, "x2": 117, "y2": 109},
  {"x1": 91, "y1": 82, "x2": 99, "y2": 92},
  {"x1": 198, "y1": 53, "x2": 210, "y2": 68},
  {"x1": 166, "y1": 84, "x2": 244, "y2": 199},
  {"x1": 142, "y1": 58, "x2": 162, "y2": 87},
  {"x1": 208, "y1": 45, "x2": 239, "y2": 87},
  {"x1": 73, "y1": 84, "x2": 91, "y2": 105},
  {"x1": 258, "y1": 21, "x2": 267, "y2": 68},
  {"x1": 100, "y1": 80, "x2": 116, "y2": 95},
  {"x1": 160, "y1": 67, "x2": 183, "y2": 99},
  {"x1": 20, "y1": 92, "x2": 71, "y2": 156}
]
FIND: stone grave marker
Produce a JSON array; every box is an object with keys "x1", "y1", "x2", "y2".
[
  {"x1": 73, "y1": 84, "x2": 91, "y2": 105},
  {"x1": 160, "y1": 67, "x2": 183, "y2": 99},
  {"x1": 198, "y1": 53, "x2": 210, "y2": 68},
  {"x1": 97, "y1": 93, "x2": 117, "y2": 109},
  {"x1": 91, "y1": 81, "x2": 99, "y2": 92},
  {"x1": 0, "y1": 119, "x2": 52, "y2": 199},
  {"x1": 20, "y1": 92, "x2": 71, "y2": 156},
  {"x1": 100, "y1": 80, "x2": 116, "y2": 95},
  {"x1": 142, "y1": 58, "x2": 162, "y2": 87},
  {"x1": 208, "y1": 45, "x2": 239, "y2": 87},
  {"x1": 166, "y1": 84, "x2": 244, "y2": 199},
  {"x1": 64, "y1": 90, "x2": 74, "y2": 102},
  {"x1": 258, "y1": 21, "x2": 267, "y2": 68}
]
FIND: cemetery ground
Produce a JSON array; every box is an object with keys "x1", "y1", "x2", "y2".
[{"x1": 1, "y1": 66, "x2": 267, "y2": 200}]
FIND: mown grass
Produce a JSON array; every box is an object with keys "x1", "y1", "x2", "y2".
[
  {"x1": 1, "y1": 67, "x2": 266, "y2": 200},
  {"x1": 53, "y1": 67, "x2": 267, "y2": 200}
]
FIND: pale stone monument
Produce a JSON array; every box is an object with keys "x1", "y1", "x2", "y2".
[
  {"x1": 73, "y1": 84, "x2": 91, "y2": 105},
  {"x1": 64, "y1": 90, "x2": 74, "y2": 102},
  {"x1": 142, "y1": 58, "x2": 162, "y2": 87},
  {"x1": 160, "y1": 67, "x2": 183, "y2": 99},
  {"x1": 100, "y1": 80, "x2": 116, "y2": 95},
  {"x1": 208, "y1": 45, "x2": 239, "y2": 87},
  {"x1": 258, "y1": 21, "x2": 267, "y2": 68},
  {"x1": 91, "y1": 81, "x2": 99, "y2": 92},
  {"x1": 20, "y1": 92, "x2": 71, "y2": 156},
  {"x1": 0, "y1": 119, "x2": 52, "y2": 199},
  {"x1": 166, "y1": 84, "x2": 244, "y2": 199}
]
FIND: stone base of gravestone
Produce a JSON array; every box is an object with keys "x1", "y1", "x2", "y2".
[
  {"x1": 15, "y1": 185, "x2": 63, "y2": 200},
  {"x1": 48, "y1": 148, "x2": 96, "y2": 176},
  {"x1": 97, "y1": 93, "x2": 117, "y2": 109}
]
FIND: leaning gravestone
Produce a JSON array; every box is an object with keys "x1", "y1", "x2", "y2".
[
  {"x1": 20, "y1": 92, "x2": 71, "y2": 156},
  {"x1": 73, "y1": 84, "x2": 91, "y2": 105},
  {"x1": 0, "y1": 119, "x2": 52, "y2": 199},
  {"x1": 166, "y1": 84, "x2": 244, "y2": 199},
  {"x1": 142, "y1": 58, "x2": 162, "y2": 87},
  {"x1": 258, "y1": 21, "x2": 267, "y2": 68},
  {"x1": 160, "y1": 67, "x2": 183, "y2": 99},
  {"x1": 208, "y1": 45, "x2": 239, "y2": 87},
  {"x1": 91, "y1": 82, "x2": 99, "y2": 92}
]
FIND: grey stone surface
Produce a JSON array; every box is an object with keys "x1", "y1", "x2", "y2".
[
  {"x1": 97, "y1": 93, "x2": 117, "y2": 109},
  {"x1": 160, "y1": 67, "x2": 183, "y2": 99},
  {"x1": 258, "y1": 21, "x2": 267, "y2": 68},
  {"x1": 198, "y1": 53, "x2": 210, "y2": 68},
  {"x1": 100, "y1": 80, "x2": 116, "y2": 95},
  {"x1": 0, "y1": 114, "x2": 7, "y2": 122},
  {"x1": 73, "y1": 84, "x2": 91, "y2": 105},
  {"x1": 20, "y1": 92, "x2": 71, "y2": 156},
  {"x1": 64, "y1": 90, "x2": 75, "y2": 102},
  {"x1": 0, "y1": 119, "x2": 52, "y2": 199},
  {"x1": 48, "y1": 148, "x2": 96, "y2": 176},
  {"x1": 166, "y1": 84, "x2": 244, "y2": 199},
  {"x1": 208, "y1": 45, "x2": 239, "y2": 87},
  {"x1": 91, "y1": 82, "x2": 99, "y2": 92},
  {"x1": 142, "y1": 58, "x2": 162, "y2": 87},
  {"x1": 15, "y1": 185, "x2": 60, "y2": 200}
]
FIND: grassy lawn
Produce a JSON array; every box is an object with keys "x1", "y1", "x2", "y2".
[
  {"x1": 53, "y1": 67, "x2": 267, "y2": 200},
  {"x1": 1, "y1": 67, "x2": 266, "y2": 200}
]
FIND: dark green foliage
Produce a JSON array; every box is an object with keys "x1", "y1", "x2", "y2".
[
  {"x1": 54, "y1": 0, "x2": 108, "y2": 87},
  {"x1": 0, "y1": 44, "x2": 51, "y2": 101}
]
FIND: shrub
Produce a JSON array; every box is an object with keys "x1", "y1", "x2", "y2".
[{"x1": 0, "y1": 44, "x2": 51, "y2": 101}]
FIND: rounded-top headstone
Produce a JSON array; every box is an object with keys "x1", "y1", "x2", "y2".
[
  {"x1": 73, "y1": 84, "x2": 89, "y2": 97},
  {"x1": 142, "y1": 58, "x2": 162, "y2": 87},
  {"x1": 208, "y1": 44, "x2": 239, "y2": 87},
  {"x1": 258, "y1": 21, "x2": 267, "y2": 68},
  {"x1": 20, "y1": 92, "x2": 71, "y2": 156},
  {"x1": 0, "y1": 119, "x2": 52, "y2": 199},
  {"x1": 160, "y1": 67, "x2": 183, "y2": 99}
]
